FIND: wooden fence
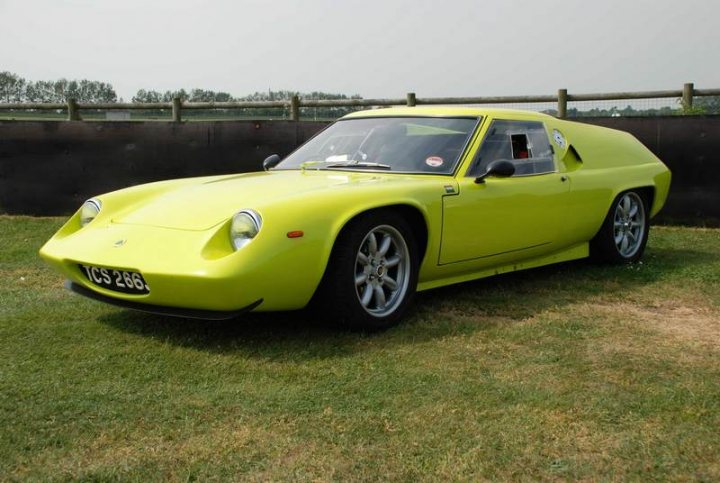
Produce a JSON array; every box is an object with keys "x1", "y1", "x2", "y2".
[{"x1": 1, "y1": 83, "x2": 719, "y2": 121}]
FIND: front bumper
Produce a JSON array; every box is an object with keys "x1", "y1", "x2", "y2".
[
  {"x1": 65, "y1": 280, "x2": 262, "y2": 320},
  {"x1": 40, "y1": 220, "x2": 326, "y2": 312}
]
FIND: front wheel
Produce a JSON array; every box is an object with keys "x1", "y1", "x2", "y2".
[
  {"x1": 315, "y1": 212, "x2": 418, "y2": 331},
  {"x1": 591, "y1": 190, "x2": 650, "y2": 263}
]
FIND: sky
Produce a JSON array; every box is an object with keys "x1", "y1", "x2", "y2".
[{"x1": 1, "y1": 0, "x2": 718, "y2": 101}]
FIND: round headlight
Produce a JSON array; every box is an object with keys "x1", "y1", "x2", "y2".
[
  {"x1": 230, "y1": 210, "x2": 262, "y2": 250},
  {"x1": 80, "y1": 198, "x2": 101, "y2": 227}
]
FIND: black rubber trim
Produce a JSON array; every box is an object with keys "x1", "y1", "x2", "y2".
[
  {"x1": 568, "y1": 144, "x2": 583, "y2": 162},
  {"x1": 65, "y1": 280, "x2": 262, "y2": 320}
]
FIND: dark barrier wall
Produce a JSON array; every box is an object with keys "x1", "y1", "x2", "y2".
[
  {"x1": 0, "y1": 116, "x2": 718, "y2": 224},
  {"x1": 0, "y1": 121, "x2": 327, "y2": 215}
]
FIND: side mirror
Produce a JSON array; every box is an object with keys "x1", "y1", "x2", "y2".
[
  {"x1": 474, "y1": 159, "x2": 515, "y2": 184},
  {"x1": 263, "y1": 154, "x2": 281, "y2": 171}
]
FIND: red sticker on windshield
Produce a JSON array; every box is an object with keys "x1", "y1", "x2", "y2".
[{"x1": 425, "y1": 156, "x2": 444, "y2": 167}]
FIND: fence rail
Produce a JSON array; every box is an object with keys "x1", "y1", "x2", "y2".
[{"x1": 1, "y1": 83, "x2": 719, "y2": 121}]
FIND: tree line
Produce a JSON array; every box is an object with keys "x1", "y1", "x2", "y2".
[
  {"x1": 542, "y1": 104, "x2": 707, "y2": 117},
  {"x1": 131, "y1": 88, "x2": 363, "y2": 118},
  {"x1": 0, "y1": 71, "x2": 363, "y2": 117},
  {"x1": 131, "y1": 88, "x2": 362, "y2": 103},
  {"x1": 0, "y1": 71, "x2": 117, "y2": 103},
  {"x1": 0, "y1": 71, "x2": 360, "y2": 105}
]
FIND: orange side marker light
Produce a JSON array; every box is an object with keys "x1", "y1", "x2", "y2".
[{"x1": 286, "y1": 230, "x2": 304, "y2": 238}]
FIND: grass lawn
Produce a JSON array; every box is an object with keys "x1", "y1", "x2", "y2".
[{"x1": 1, "y1": 216, "x2": 719, "y2": 481}]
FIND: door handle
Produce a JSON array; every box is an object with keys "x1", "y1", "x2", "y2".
[{"x1": 560, "y1": 175, "x2": 568, "y2": 182}]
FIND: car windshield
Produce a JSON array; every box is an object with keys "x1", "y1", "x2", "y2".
[{"x1": 275, "y1": 116, "x2": 480, "y2": 174}]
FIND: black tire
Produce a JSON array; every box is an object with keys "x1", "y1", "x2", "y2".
[
  {"x1": 590, "y1": 190, "x2": 650, "y2": 263},
  {"x1": 313, "y1": 210, "x2": 418, "y2": 331}
]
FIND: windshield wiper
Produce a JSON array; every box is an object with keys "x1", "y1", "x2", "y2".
[
  {"x1": 326, "y1": 161, "x2": 391, "y2": 170},
  {"x1": 299, "y1": 160, "x2": 391, "y2": 171}
]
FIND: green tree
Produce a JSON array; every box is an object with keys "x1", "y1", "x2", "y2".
[
  {"x1": 0, "y1": 71, "x2": 27, "y2": 102},
  {"x1": 20, "y1": 77, "x2": 117, "y2": 103},
  {"x1": 694, "y1": 96, "x2": 720, "y2": 114},
  {"x1": 132, "y1": 89, "x2": 162, "y2": 103}
]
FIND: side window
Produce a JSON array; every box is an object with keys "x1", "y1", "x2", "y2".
[{"x1": 467, "y1": 120, "x2": 555, "y2": 177}]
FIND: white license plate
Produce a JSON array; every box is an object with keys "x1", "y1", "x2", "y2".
[{"x1": 79, "y1": 265, "x2": 150, "y2": 294}]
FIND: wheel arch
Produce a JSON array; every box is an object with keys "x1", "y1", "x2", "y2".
[
  {"x1": 635, "y1": 185, "x2": 655, "y2": 213},
  {"x1": 309, "y1": 202, "x2": 430, "y2": 300},
  {"x1": 591, "y1": 185, "x2": 655, "y2": 240},
  {"x1": 308, "y1": 202, "x2": 428, "y2": 327},
  {"x1": 590, "y1": 187, "x2": 652, "y2": 263},
  {"x1": 332, "y1": 203, "x2": 430, "y2": 264}
]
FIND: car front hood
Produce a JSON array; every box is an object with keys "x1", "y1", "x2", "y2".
[{"x1": 113, "y1": 170, "x2": 403, "y2": 231}]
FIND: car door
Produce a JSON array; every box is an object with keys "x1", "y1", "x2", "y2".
[{"x1": 439, "y1": 119, "x2": 571, "y2": 266}]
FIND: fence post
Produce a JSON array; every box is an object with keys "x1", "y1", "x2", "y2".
[
  {"x1": 682, "y1": 83, "x2": 694, "y2": 112},
  {"x1": 290, "y1": 95, "x2": 300, "y2": 121},
  {"x1": 557, "y1": 89, "x2": 567, "y2": 119},
  {"x1": 67, "y1": 98, "x2": 81, "y2": 121},
  {"x1": 172, "y1": 97, "x2": 182, "y2": 122},
  {"x1": 406, "y1": 92, "x2": 416, "y2": 107}
]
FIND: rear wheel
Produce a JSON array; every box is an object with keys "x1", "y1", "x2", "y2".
[
  {"x1": 591, "y1": 190, "x2": 650, "y2": 263},
  {"x1": 315, "y1": 211, "x2": 418, "y2": 330}
]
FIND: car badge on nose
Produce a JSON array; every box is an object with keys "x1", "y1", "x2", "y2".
[{"x1": 113, "y1": 239, "x2": 126, "y2": 248}]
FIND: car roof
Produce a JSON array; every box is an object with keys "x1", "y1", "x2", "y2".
[{"x1": 341, "y1": 106, "x2": 556, "y2": 121}]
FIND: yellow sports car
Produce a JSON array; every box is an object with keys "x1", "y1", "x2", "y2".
[{"x1": 40, "y1": 107, "x2": 671, "y2": 329}]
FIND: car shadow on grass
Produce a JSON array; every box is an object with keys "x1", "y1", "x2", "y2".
[
  {"x1": 99, "y1": 307, "x2": 371, "y2": 361},
  {"x1": 98, "y1": 246, "x2": 713, "y2": 360}
]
